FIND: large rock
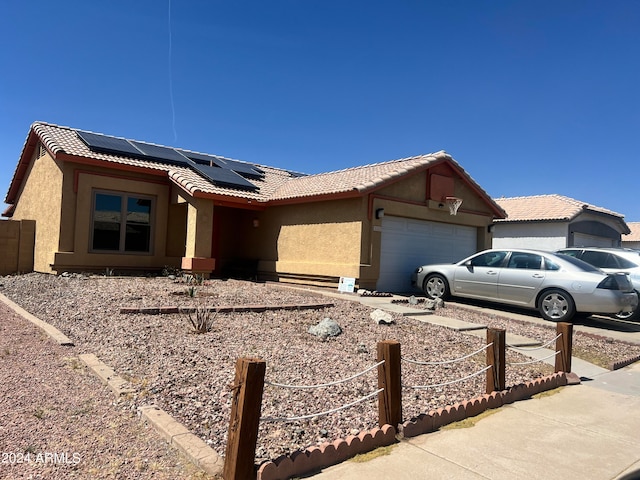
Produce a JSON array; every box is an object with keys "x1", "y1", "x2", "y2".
[
  {"x1": 308, "y1": 318, "x2": 342, "y2": 338},
  {"x1": 370, "y1": 309, "x2": 394, "y2": 325}
]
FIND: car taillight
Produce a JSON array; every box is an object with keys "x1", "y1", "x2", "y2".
[{"x1": 597, "y1": 274, "x2": 633, "y2": 291}]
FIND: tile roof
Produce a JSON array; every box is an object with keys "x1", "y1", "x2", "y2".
[
  {"x1": 5, "y1": 122, "x2": 501, "y2": 216},
  {"x1": 624, "y1": 222, "x2": 640, "y2": 241},
  {"x1": 28, "y1": 122, "x2": 294, "y2": 202},
  {"x1": 269, "y1": 152, "x2": 450, "y2": 201},
  {"x1": 494, "y1": 194, "x2": 625, "y2": 222}
]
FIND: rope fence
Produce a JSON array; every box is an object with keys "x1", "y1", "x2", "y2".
[
  {"x1": 402, "y1": 343, "x2": 493, "y2": 366},
  {"x1": 222, "y1": 322, "x2": 574, "y2": 480},
  {"x1": 408, "y1": 365, "x2": 492, "y2": 389},
  {"x1": 508, "y1": 350, "x2": 560, "y2": 366},
  {"x1": 261, "y1": 388, "x2": 384, "y2": 422},
  {"x1": 507, "y1": 333, "x2": 562, "y2": 351},
  {"x1": 265, "y1": 360, "x2": 384, "y2": 389}
]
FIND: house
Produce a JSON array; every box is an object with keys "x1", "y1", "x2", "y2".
[
  {"x1": 492, "y1": 194, "x2": 630, "y2": 250},
  {"x1": 3, "y1": 122, "x2": 506, "y2": 292},
  {"x1": 622, "y1": 222, "x2": 640, "y2": 250}
]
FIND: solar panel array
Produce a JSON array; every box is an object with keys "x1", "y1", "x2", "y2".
[{"x1": 77, "y1": 130, "x2": 262, "y2": 191}]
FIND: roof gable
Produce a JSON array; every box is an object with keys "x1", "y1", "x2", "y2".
[{"x1": 495, "y1": 194, "x2": 624, "y2": 222}]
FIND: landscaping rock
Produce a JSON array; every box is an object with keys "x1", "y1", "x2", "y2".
[
  {"x1": 308, "y1": 317, "x2": 342, "y2": 338},
  {"x1": 370, "y1": 309, "x2": 394, "y2": 325},
  {"x1": 425, "y1": 298, "x2": 445, "y2": 310}
]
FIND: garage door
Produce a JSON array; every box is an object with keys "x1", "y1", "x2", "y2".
[
  {"x1": 377, "y1": 216, "x2": 477, "y2": 293},
  {"x1": 573, "y1": 233, "x2": 616, "y2": 248}
]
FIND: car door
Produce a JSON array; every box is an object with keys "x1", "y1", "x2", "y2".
[
  {"x1": 497, "y1": 252, "x2": 546, "y2": 305},
  {"x1": 452, "y1": 251, "x2": 507, "y2": 300}
]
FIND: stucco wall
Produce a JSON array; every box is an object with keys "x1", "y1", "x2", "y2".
[
  {"x1": 10, "y1": 149, "x2": 64, "y2": 272},
  {"x1": 0, "y1": 219, "x2": 35, "y2": 275},
  {"x1": 52, "y1": 167, "x2": 178, "y2": 272},
  {"x1": 256, "y1": 198, "x2": 364, "y2": 281}
]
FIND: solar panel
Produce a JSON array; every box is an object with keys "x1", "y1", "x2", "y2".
[
  {"x1": 77, "y1": 131, "x2": 144, "y2": 157},
  {"x1": 192, "y1": 164, "x2": 258, "y2": 191},
  {"x1": 129, "y1": 142, "x2": 191, "y2": 166},
  {"x1": 77, "y1": 130, "x2": 262, "y2": 192},
  {"x1": 179, "y1": 150, "x2": 228, "y2": 168},
  {"x1": 223, "y1": 159, "x2": 265, "y2": 179}
]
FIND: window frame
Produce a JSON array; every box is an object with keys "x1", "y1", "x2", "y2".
[{"x1": 90, "y1": 190, "x2": 155, "y2": 255}]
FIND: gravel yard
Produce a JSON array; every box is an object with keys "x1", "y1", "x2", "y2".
[
  {"x1": 0, "y1": 300, "x2": 211, "y2": 480},
  {"x1": 1, "y1": 273, "x2": 638, "y2": 468}
]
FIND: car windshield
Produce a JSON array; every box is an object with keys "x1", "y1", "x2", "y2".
[{"x1": 553, "y1": 253, "x2": 601, "y2": 272}]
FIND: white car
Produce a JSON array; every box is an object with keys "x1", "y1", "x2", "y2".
[
  {"x1": 556, "y1": 247, "x2": 640, "y2": 321},
  {"x1": 411, "y1": 248, "x2": 638, "y2": 322}
]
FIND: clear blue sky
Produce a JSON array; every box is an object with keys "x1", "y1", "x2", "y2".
[{"x1": 2, "y1": 1, "x2": 639, "y2": 221}]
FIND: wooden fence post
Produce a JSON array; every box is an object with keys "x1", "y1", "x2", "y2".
[
  {"x1": 377, "y1": 340, "x2": 402, "y2": 428},
  {"x1": 555, "y1": 322, "x2": 573, "y2": 373},
  {"x1": 223, "y1": 357, "x2": 266, "y2": 480},
  {"x1": 486, "y1": 328, "x2": 506, "y2": 394}
]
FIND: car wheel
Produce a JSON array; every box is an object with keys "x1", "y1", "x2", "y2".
[
  {"x1": 614, "y1": 292, "x2": 640, "y2": 321},
  {"x1": 423, "y1": 274, "x2": 450, "y2": 300},
  {"x1": 538, "y1": 289, "x2": 575, "y2": 322}
]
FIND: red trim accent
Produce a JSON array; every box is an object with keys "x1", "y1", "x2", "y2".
[
  {"x1": 265, "y1": 189, "x2": 361, "y2": 206},
  {"x1": 58, "y1": 153, "x2": 169, "y2": 178},
  {"x1": 73, "y1": 169, "x2": 170, "y2": 193},
  {"x1": 5, "y1": 130, "x2": 40, "y2": 204}
]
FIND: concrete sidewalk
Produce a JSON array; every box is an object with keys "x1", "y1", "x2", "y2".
[
  {"x1": 310, "y1": 361, "x2": 640, "y2": 480},
  {"x1": 306, "y1": 292, "x2": 640, "y2": 480}
]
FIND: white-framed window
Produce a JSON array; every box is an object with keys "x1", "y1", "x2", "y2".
[{"x1": 91, "y1": 191, "x2": 154, "y2": 253}]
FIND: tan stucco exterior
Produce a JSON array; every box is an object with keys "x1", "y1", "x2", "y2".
[
  {"x1": 10, "y1": 148, "x2": 64, "y2": 272},
  {"x1": 5, "y1": 126, "x2": 503, "y2": 289},
  {"x1": 258, "y1": 198, "x2": 364, "y2": 281},
  {"x1": 0, "y1": 219, "x2": 34, "y2": 275},
  {"x1": 53, "y1": 166, "x2": 177, "y2": 272}
]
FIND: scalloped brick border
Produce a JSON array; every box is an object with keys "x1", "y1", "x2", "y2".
[
  {"x1": 611, "y1": 353, "x2": 640, "y2": 371},
  {"x1": 257, "y1": 424, "x2": 397, "y2": 480},
  {"x1": 399, "y1": 372, "x2": 569, "y2": 438}
]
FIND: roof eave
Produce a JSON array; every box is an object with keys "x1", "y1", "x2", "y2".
[
  {"x1": 4, "y1": 127, "x2": 41, "y2": 204},
  {"x1": 266, "y1": 189, "x2": 361, "y2": 206}
]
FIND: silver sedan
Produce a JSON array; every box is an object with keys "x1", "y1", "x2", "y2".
[{"x1": 411, "y1": 249, "x2": 638, "y2": 322}]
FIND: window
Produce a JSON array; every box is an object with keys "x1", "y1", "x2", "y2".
[
  {"x1": 507, "y1": 253, "x2": 542, "y2": 270},
  {"x1": 612, "y1": 254, "x2": 638, "y2": 269},
  {"x1": 581, "y1": 251, "x2": 618, "y2": 269},
  {"x1": 92, "y1": 192, "x2": 153, "y2": 253},
  {"x1": 470, "y1": 251, "x2": 507, "y2": 267}
]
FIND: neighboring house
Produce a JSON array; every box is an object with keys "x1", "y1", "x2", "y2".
[
  {"x1": 3, "y1": 122, "x2": 506, "y2": 292},
  {"x1": 492, "y1": 194, "x2": 630, "y2": 250},
  {"x1": 622, "y1": 222, "x2": 640, "y2": 250}
]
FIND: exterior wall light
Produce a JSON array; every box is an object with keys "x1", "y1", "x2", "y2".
[
  {"x1": 375, "y1": 208, "x2": 385, "y2": 219},
  {"x1": 252, "y1": 218, "x2": 260, "y2": 228}
]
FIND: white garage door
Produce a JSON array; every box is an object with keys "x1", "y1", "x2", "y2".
[
  {"x1": 573, "y1": 233, "x2": 616, "y2": 248},
  {"x1": 377, "y1": 216, "x2": 477, "y2": 293}
]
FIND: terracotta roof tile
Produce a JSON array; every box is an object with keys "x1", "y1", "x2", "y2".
[
  {"x1": 268, "y1": 153, "x2": 448, "y2": 200},
  {"x1": 30, "y1": 122, "x2": 294, "y2": 202},
  {"x1": 6, "y1": 122, "x2": 500, "y2": 216},
  {"x1": 494, "y1": 194, "x2": 624, "y2": 222},
  {"x1": 624, "y1": 222, "x2": 640, "y2": 241}
]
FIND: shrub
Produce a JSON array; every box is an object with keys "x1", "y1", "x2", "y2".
[{"x1": 186, "y1": 305, "x2": 217, "y2": 334}]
